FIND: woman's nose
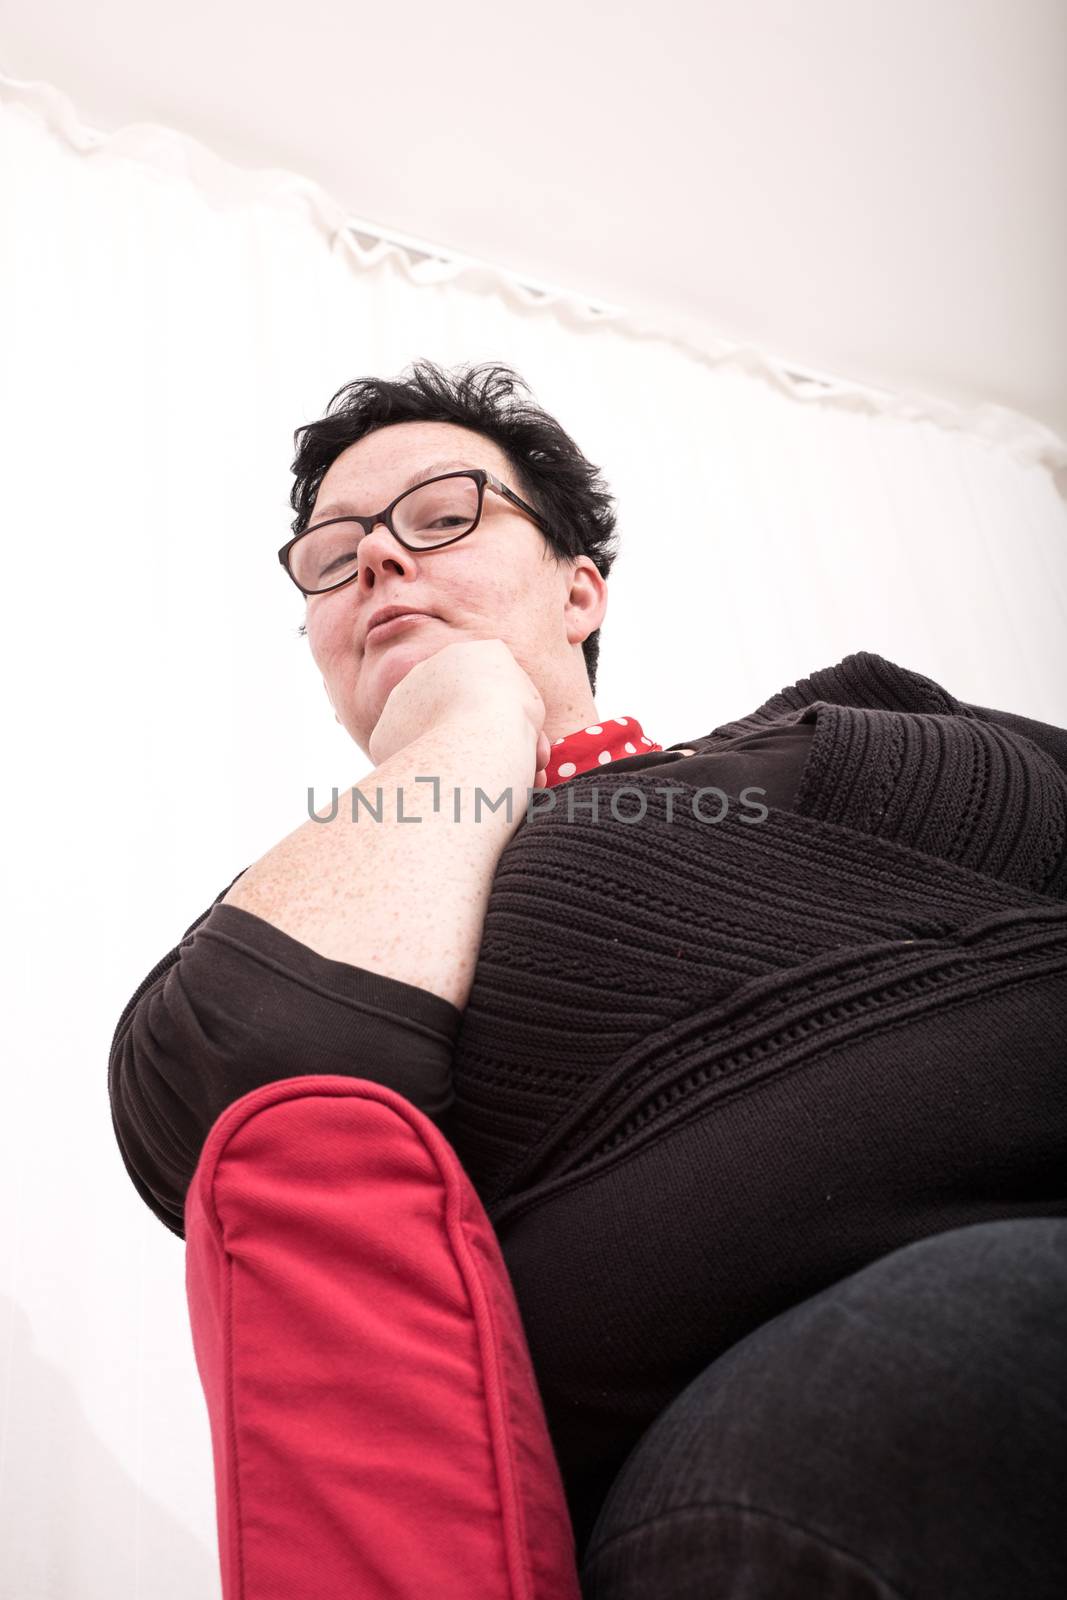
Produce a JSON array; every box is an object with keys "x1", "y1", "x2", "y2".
[{"x1": 356, "y1": 522, "x2": 416, "y2": 586}]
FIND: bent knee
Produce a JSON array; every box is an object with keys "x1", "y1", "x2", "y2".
[{"x1": 583, "y1": 1220, "x2": 1067, "y2": 1597}]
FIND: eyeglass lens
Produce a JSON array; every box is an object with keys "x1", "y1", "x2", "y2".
[{"x1": 290, "y1": 475, "x2": 480, "y2": 593}]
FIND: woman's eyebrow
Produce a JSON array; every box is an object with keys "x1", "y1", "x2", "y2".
[{"x1": 312, "y1": 460, "x2": 478, "y2": 521}]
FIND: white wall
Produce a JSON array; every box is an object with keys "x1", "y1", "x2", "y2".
[{"x1": 1, "y1": 76, "x2": 1065, "y2": 1600}]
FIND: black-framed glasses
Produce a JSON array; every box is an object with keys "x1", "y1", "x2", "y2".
[{"x1": 278, "y1": 467, "x2": 551, "y2": 597}]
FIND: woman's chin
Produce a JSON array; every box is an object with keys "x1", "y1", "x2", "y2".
[
  {"x1": 378, "y1": 636, "x2": 440, "y2": 690},
  {"x1": 359, "y1": 632, "x2": 451, "y2": 729}
]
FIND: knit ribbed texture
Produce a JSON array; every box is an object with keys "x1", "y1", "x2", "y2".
[
  {"x1": 795, "y1": 703, "x2": 1066, "y2": 894},
  {"x1": 449, "y1": 652, "x2": 1067, "y2": 1207}
]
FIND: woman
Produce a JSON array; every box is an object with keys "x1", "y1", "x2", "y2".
[{"x1": 109, "y1": 360, "x2": 1067, "y2": 1597}]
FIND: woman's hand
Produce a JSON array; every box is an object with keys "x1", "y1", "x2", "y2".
[
  {"x1": 228, "y1": 637, "x2": 554, "y2": 1009},
  {"x1": 368, "y1": 638, "x2": 553, "y2": 788}
]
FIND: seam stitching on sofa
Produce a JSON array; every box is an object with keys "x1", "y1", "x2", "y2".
[{"x1": 197, "y1": 1075, "x2": 540, "y2": 1599}]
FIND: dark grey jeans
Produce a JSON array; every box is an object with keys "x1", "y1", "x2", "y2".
[{"x1": 579, "y1": 1218, "x2": 1067, "y2": 1599}]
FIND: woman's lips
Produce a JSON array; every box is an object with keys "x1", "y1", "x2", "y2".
[{"x1": 367, "y1": 612, "x2": 437, "y2": 644}]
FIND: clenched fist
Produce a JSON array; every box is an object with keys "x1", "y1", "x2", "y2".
[{"x1": 368, "y1": 638, "x2": 553, "y2": 787}]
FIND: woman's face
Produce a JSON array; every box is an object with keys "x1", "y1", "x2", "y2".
[{"x1": 303, "y1": 420, "x2": 602, "y2": 752}]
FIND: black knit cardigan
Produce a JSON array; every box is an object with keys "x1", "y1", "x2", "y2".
[{"x1": 442, "y1": 651, "x2": 1067, "y2": 1549}]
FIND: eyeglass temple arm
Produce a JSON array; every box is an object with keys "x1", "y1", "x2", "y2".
[{"x1": 488, "y1": 473, "x2": 549, "y2": 530}]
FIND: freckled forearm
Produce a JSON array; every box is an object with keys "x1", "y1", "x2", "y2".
[{"x1": 222, "y1": 715, "x2": 536, "y2": 1010}]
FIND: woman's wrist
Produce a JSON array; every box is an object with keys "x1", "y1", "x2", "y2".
[{"x1": 393, "y1": 706, "x2": 540, "y2": 787}]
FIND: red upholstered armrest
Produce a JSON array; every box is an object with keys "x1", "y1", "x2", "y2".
[{"x1": 184, "y1": 1075, "x2": 581, "y2": 1600}]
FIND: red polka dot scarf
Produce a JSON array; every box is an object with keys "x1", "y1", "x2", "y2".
[{"x1": 544, "y1": 717, "x2": 663, "y2": 787}]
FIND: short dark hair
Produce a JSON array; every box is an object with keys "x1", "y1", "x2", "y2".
[{"x1": 289, "y1": 359, "x2": 620, "y2": 692}]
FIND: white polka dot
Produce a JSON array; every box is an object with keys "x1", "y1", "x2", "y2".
[
  {"x1": 553, "y1": 738, "x2": 565, "y2": 746},
  {"x1": 641, "y1": 736, "x2": 651, "y2": 745},
  {"x1": 624, "y1": 741, "x2": 636, "y2": 754},
  {"x1": 585, "y1": 725, "x2": 602, "y2": 735},
  {"x1": 597, "y1": 750, "x2": 612, "y2": 764},
  {"x1": 558, "y1": 761, "x2": 576, "y2": 777},
  {"x1": 614, "y1": 718, "x2": 629, "y2": 726}
]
